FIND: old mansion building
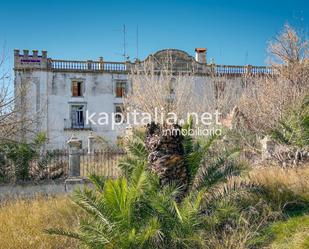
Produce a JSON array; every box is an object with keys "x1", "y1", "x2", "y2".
[{"x1": 14, "y1": 48, "x2": 272, "y2": 149}]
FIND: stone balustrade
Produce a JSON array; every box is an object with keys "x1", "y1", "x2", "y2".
[{"x1": 14, "y1": 49, "x2": 274, "y2": 76}]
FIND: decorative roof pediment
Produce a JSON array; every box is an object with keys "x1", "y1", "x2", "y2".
[
  {"x1": 150, "y1": 49, "x2": 194, "y2": 62},
  {"x1": 142, "y1": 49, "x2": 197, "y2": 72}
]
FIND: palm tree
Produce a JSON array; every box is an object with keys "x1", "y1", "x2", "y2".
[
  {"x1": 47, "y1": 128, "x2": 265, "y2": 248},
  {"x1": 47, "y1": 164, "x2": 207, "y2": 248},
  {"x1": 145, "y1": 122, "x2": 188, "y2": 194}
]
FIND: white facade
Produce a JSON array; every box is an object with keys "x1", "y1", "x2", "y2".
[{"x1": 14, "y1": 49, "x2": 271, "y2": 149}]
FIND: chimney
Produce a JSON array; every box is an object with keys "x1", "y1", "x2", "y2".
[{"x1": 195, "y1": 48, "x2": 207, "y2": 64}]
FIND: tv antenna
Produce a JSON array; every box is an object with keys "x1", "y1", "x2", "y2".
[
  {"x1": 123, "y1": 24, "x2": 127, "y2": 61},
  {"x1": 113, "y1": 24, "x2": 128, "y2": 62},
  {"x1": 244, "y1": 50, "x2": 249, "y2": 65},
  {"x1": 135, "y1": 25, "x2": 139, "y2": 60}
]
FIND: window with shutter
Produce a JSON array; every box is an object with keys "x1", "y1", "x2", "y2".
[
  {"x1": 115, "y1": 81, "x2": 127, "y2": 97},
  {"x1": 72, "y1": 81, "x2": 83, "y2": 97}
]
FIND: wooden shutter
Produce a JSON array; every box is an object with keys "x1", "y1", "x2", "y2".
[
  {"x1": 115, "y1": 81, "x2": 126, "y2": 97},
  {"x1": 121, "y1": 83, "x2": 126, "y2": 97},
  {"x1": 116, "y1": 87, "x2": 122, "y2": 97},
  {"x1": 72, "y1": 82, "x2": 78, "y2": 96}
]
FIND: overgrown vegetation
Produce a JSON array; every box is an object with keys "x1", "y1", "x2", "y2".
[
  {"x1": 238, "y1": 24, "x2": 309, "y2": 134},
  {"x1": 0, "y1": 132, "x2": 47, "y2": 182},
  {"x1": 1, "y1": 24, "x2": 309, "y2": 249},
  {"x1": 46, "y1": 127, "x2": 271, "y2": 248},
  {"x1": 0, "y1": 196, "x2": 80, "y2": 249},
  {"x1": 271, "y1": 94, "x2": 309, "y2": 149},
  {"x1": 46, "y1": 24, "x2": 309, "y2": 248}
]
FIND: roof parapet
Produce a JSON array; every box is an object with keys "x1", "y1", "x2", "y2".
[{"x1": 14, "y1": 49, "x2": 48, "y2": 70}]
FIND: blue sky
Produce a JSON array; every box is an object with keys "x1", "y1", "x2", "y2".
[{"x1": 0, "y1": 0, "x2": 308, "y2": 69}]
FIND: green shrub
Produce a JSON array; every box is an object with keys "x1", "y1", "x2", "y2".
[
  {"x1": 0, "y1": 141, "x2": 36, "y2": 181},
  {"x1": 48, "y1": 131, "x2": 271, "y2": 248},
  {"x1": 271, "y1": 95, "x2": 309, "y2": 149},
  {"x1": 0, "y1": 132, "x2": 47, "y2": 182}
]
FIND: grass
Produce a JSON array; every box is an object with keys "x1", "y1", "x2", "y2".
[
  {"x1": 249, "y1": 165, "x2": 309, "y2": 212},
  {"x1": 1, "y1": 164, "x2": 309, "y2": 248},
  {"x1": 248, "y1": 165, "x2": 309, "y2": 249},
  {"x1": 0, "y1": 196, "x2": 80, "y2": 249},
  {"x1": 259, "y1": 215, "x2": 309, "y2": 249}
]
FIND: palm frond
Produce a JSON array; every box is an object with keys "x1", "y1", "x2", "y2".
[
  {"x1": 103, "y1": 178, "x2": 129, "y2": 219},
  {"x1": 203, "y1": 176, "x2": 259, "y2": 208},
  {"x1": 45, "y1": 228, "x2": 83, "y2": 240},
  {"x1": 186, "y1": 134, "x2": 218, "y2": 186},
  {"x1": 182, "y1": 115, "x2": 194, "y2": 155},
  {"x1": 137, "y1": 217, "x2": 164, "y2": 246},
  {"x1": 118, "y1": 157, "x2": 142, "y2": 178},
  {"x1": 192, "y1": 147, "x2": 242, "y2": 190},
  {"x1": 88, "y1": 174, "x2": 106, "y2": 192},
  {"x1": 73, "y1": 188, "x2": 112, "y2": 228},
  {"x1": 125, "y1": 135, "x2": 148, "y2": 160},
  {"x1": 128, "y1": 163, "x2": 147, "y2": 202},
  {"x1": 119, "y1": 134, "x2": 148, "y2": 178},
  {"x1": 79, "y1": 220, "x2": 112, "y2": 245},
  {"x1": 149, "y1": 184, "x2": 181, "y2": 219}
]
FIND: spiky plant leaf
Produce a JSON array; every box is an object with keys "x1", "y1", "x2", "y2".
[
  {"x1": 45, "y1": 228, "x2": 84, "y2": 240},
  {"x1": 124, "y1": 135, "x2": 148, "y2": 160},
  {"x1": 186, "y1": 134, "x2": 218, "y2": 186},
  {"x1": 182, "y1": 115, "x2": 194, "y2": 155},
  {"x1": 88, "y1": 174, "x2": 106, "y2": 192},
  {"x1": 73, "y1": 188, "x2": 112, "y2": 228}
]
